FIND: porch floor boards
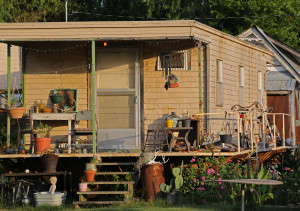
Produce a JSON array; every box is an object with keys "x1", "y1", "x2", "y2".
[{"x1": 0, "y1": 146, "x2": 291, "y2": 159}]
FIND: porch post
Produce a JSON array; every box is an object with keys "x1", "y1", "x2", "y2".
[
  {"x1": 91, "y1": 39, "x2": 96, "y2": 154},
  {"x1": 6, "y1": 44, "x2": 11, "y2": 153}
]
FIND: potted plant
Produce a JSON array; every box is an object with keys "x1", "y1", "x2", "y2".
[
  {"x1": 6, "y1": 96, "x2": 25, "y2": 119},
  {"x1": 50, "y1": 93, "x2": 63, "y2": 104},
  {"x1": 78, "y1": 180, "x2": 87, "y2": 192},
  {"x1": 160, "y1": 161, "x2": 184, "y2": 205},
  {"x1": 84, "y1": 157, "x2": 97, "y2": 182},
  {"x1": 34, "y1": 122, "x2": 52, "y2": 154},
  {"x1": 40, "y1": 148, "x2": 59, "y2": 173}
]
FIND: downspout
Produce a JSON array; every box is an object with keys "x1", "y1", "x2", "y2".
[
  {"x1": 197, "y1": 42, "x2": 203, "y2": 147},
  {"x1": 6, "y1": 44, "x2": 11, "y2": 153},
  {"x1": 91, "y1": 39, "x2": 96, "y2": 154},
  {"x1": 206, "y1": 43, "x2": 211, "y2": 133},
  {"x1": 22, "y1": 47, "x2": 26, "y2": 149}
]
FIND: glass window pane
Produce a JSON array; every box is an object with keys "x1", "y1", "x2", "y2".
[
  {"x1": 97, "y1": 95, "x2": 135, "y2": 129},
  {"x1": 96, "y1": 52, "x2": 135, "y2": 89}
]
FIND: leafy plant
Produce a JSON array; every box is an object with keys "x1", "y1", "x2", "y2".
[
  {"x1": 160, "y1": 161, "x2": 184, "y2": 193},
  {"x1": 245, "y1": 166, "x2": 274, "y2": 206},
  {"x1": 35, "y1": 122, "x2": 52, "y2": 138}
]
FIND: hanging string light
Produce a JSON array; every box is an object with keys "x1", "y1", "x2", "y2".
[{"x1": 26, "y1": 42, "x2": 91, "y2": 53}]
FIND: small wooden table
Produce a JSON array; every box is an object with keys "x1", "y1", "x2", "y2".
[
  {"x1": 205, "y1": 179, "x2": 283, "y2": 211},
  {"x1": 31, "y1": 113, "x2": 76, "y2": 153},
  {"x1": 165, "y1": 127, "x2": 193, "y2": 153}
]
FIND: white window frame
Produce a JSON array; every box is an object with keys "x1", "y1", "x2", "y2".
[
  {"x1": 157, "y1": 50, "x2": 189, "y2": 71},
  {"x1": 239, "y1": 66, "x2": 245, "y2": 87},
  {"x1": 258, "y1": 71, "x2": 262, "y2": 90},
  {"x1": 216, "y1": 59, "x2": 223, "y2": 106}
]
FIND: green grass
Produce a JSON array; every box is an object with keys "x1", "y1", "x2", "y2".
[{"x1": 0, "y1": 198, "x2": 297, "y2": 211}]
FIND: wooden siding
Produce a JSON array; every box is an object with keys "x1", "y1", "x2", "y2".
[
  {"x1": 142, "y1": 35, "x2": 273, "y2": 143},
  {"x1": 0, "y1": 43, "x2": 22, "y2": 90},
  {"x1": 24, "y1": 43, "x2": 89, "y2": 145}
]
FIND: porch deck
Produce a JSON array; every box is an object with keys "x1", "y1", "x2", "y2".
[{"x1": 0, "y1": 146, "x2": 292, "y2": 159}]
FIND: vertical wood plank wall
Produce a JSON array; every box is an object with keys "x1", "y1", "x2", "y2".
[{"x1": 24, "y1": 43, "x2": 89, "y2": 145}]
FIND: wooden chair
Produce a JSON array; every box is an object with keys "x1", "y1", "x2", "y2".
[
  {"x1": 72, "y1": 111, "x2": 96, "y2": 152},
  {"x1": 20, "y1": 110, "x2": 36, "y2": 154}
]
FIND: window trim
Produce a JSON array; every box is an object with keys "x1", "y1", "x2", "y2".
[{"x1": 157, "y1": 50, "x2": 189, "y2": 71}]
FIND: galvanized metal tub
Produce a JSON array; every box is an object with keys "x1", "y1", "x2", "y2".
[{"x1": 34, "y1": 192, "x2": 67, "y2": 206}]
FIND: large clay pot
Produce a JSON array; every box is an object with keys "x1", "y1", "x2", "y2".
[
  {"x1": 40, "y1": 154, "x2": 59, "y2": 173},
  {"x1": 84, "y1": 170, "x2": 96, "y2": 182},
  {"x1": 7, "y1": 107, "x2": 25, "y2": 119},
  {"x1": 141, "y1": 163, "x2": 165, "y2": 201},
  {"x1": 35, "y1": 137, "x2": 51, "y2": 153}
]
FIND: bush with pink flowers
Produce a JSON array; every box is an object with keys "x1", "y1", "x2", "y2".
[{"x1": 181, "y1": 157, "x2": 248, "y2": 204}]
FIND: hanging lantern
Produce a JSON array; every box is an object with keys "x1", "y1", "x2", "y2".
[{"x1": 104, "y1": 41, "x2": 107, "y2": 47}]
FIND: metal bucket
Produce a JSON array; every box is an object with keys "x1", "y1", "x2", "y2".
[
  {"x1": 141, "y1": 163, "x2": 165, "y2": 201},
  {"x1": 34, "y1": 192, "x2": 67, "y2": 206},
  {"x1": 220, "y1": 134, "x2": 232, "y2": 143}
]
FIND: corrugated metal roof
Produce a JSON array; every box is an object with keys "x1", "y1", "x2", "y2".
[{"x1": 266, "y1": 71, "x2": 296, "y2": 91}]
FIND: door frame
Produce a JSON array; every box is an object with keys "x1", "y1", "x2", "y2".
[{"x1": 95, "y1": 48, "x2": 141, "y2": 150}]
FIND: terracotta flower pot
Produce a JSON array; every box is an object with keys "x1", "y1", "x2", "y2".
[
  {"x1": 35, "y1": 137, "x2": 51, "y2": 153},
  {"x1": 7, "y1": 107, "x2": 25, "y2": 119},
  {"x1": 79, "y1": 183, "x2": 87, "y2": 192},
  {"x1": 84, "y1": 170, "x2": 96, "y2": 182}
]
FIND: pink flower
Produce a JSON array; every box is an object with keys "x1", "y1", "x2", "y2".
[
  {"x1": 220, "y1": 186, "x2": 224, "y2": 190},
  {"x1": 201, "y1": 176, "x2": 205, "y2": 181},
  {"x1": 202, "y1": 187, "x2": 205, "y2": 191},
  {"x1": 202, "y1": 199, "x2": 206, "y2": 204},
  {"x1": 207, "y1": 169, "x2": 211, "y2": 175},
  {"x1": 193, "y1": 178, "x2": 197, "y2": 183},
  {"x1": 217, "y1": 173, "x2": 220, "y2": 176},
  {"x1": 228, "y1": 159, "x2": 232, "y2": 162},
  {"x1": 201, "y1": 182, "x2": 204, "y2": 185},
  {"x1": 218, "y1": 182, "x2": 222, "y2": 185},
  {"x1": 198, "y1": 187, "x2": 201, "y2": 190},
  {"x1": 237, "y1": 160, "x2": 240, "y2": 162},
  {"x1": 284, "y1": 167, "x2": 290, "y2": 171},
  {"x1": 218, "y1": 178, "x2": 222, "y2": 181},
  {"x1": 190, "y1": 158, "x2": 196, "y2": 163},
  {"x1": 210, "y1": 169, "x2": 215, "y2": 174},
  {"x1": 290, "y1": 169, "x2": 294, "y2": 172}
]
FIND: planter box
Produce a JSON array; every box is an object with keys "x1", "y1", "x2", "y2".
[{"x1": 34, "y1": 192, "x2": 67, "y2": 206}]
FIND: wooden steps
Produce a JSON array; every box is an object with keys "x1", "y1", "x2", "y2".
[
  {"x1": 77, "y1": 191, "x2": 129, "y2": 195},
  {"x1": 74, "y1": 201, "x2": 126, "y2": 205},
  {"x1": 96, "y1": 171, "x2": 135, "y2": 175},
  {"x1": 95, "y1": 162, "x2": 135, "y2": 166},
  {"x1": 85, "y1": 181, "x2": 135, "y2": 185},
  {"x1": 73, "y1": 161, "x2": 136, "y2": 208}
]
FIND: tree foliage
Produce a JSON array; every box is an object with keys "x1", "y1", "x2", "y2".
[{"x1": 0, "y1": 0, "x2": 299, "y2": 50}]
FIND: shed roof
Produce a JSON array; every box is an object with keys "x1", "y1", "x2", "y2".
[
  {"x1": 238, "y1": 26, "x2": 300, "y2": 83},
  {"x1": 0, "y1": 20, "x2": 272, "y2": 55},
  {"x1": 266, "y1": 71, "x2": 296, "y2": 91}
]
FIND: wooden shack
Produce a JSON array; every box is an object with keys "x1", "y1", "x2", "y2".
[{"x1": 0, "y1": 20, "x2": 292, "y2": 158}]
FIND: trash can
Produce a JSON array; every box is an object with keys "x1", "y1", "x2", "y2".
[{"x1": 141, "y1": 163, "x2": 165, "y2": 201}]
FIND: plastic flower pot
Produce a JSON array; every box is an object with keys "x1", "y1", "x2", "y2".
[
  {"x1": 7, "y1": 107, "x2": 25, "y2": 119},
  {"x1": 79, "y1": 183, "x2": 87, "y2": 192},
  {"x1": 84, "y1": 170, "x2": 96, "y2": 182},
  {"x1": 35, "y1": 137, "x2": 51, "y2": 153}
]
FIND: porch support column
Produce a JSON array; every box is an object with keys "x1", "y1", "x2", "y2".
[
  {"x1": 22, "y1": 47, "x2": 26, "y2": 149},
  {"x1": 91, "y1": 39, "x2": 96, "y2": 154},
  {"x1": 6, "y1": 44, "x2": 11, "y2": 153},
  {"x1": 197, "y1": 42, "x2": 202, "y2": 148}
]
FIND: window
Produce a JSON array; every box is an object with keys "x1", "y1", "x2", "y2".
[
  {"x1": 216, "y1": 60, "x2": 223, "y2": 106},
  {"x1": 157, "y1": 50, "x2": 190, "y2": 71},
  {"x1": 239, "y1": 66, "x2": 244, "y2": 105},
  {"x1": 258, "y1": 71, "x2": 262, "y2": 102}
]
